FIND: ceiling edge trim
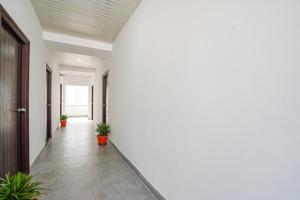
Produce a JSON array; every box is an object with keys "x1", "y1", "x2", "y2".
[{"x1": 43, "y1": 31, "x2": 113, "y2": 52}]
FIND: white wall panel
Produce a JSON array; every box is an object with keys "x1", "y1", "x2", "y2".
[{"x1": 110, "y1": 1, "x2": 300, "y2": 199}]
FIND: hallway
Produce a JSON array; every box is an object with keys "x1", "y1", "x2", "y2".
[
  {"x1": 31, "y1": 119, "x2": 157, "y2": 200},
  {"x1": 1, "y1": 0, "x2": 300, "y2": 199}
]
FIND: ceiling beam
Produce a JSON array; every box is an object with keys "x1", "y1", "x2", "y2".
[
  {"x1": 43, "y1": 31, "x2": 113, "y2": 52},
  {"x1": 60, "y1": 65, "x2": 97, "y2": 73}
]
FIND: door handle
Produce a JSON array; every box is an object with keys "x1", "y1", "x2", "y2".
[
  {"x1": 46, "y1": 104, "x2": 51, "y2": 107},
  {"x1": 15, "y1": 108, "x2": 26, "y2": 112}
]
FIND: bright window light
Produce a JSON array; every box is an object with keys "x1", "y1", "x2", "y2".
[{"x1": 65, "y1": 85, "x2": 88, "y2": 106}]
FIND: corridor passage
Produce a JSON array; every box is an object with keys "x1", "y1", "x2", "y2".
[{"x1": 31, "y1": 118, "x2": 157, "y2": 200}]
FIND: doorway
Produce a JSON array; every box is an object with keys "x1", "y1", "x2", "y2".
[
  {"x1": 46, "y1": 65, "x2": 52, "y2": 142},
  {"x1": 0, "y1": 5, "x2": 30, "y2": 176},
  {"x1": 102, "y1": 71, "x2": 109, "y2": 123}
]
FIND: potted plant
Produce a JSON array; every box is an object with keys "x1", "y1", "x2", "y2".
[
  {"x1": 96, "y1": 122, "x2": 111, "y2": 145},
  {"x1": 0, "y1": 172, "x2": 45, "y2": 200},
  {"x1": 60, "y1": 114, "x2": 68, "y2": 127}
]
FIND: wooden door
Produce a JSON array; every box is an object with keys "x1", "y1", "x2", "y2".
[
  {"x1": 102, "y1": 72, "x2": 109, "y2": 123},
  {"x1": 60, "y1": 83, "x2": 62, "y2": 116},
  {"x1": 46, "y1": 65, "x2": 52, "y2": 142},
  {"x1": 0, "y1": 21, "x2": 21, "y2": 177},
  {"x1": 0, "y1": 5, "x2": 30, "y2": 176},
  {"x1": 91, "y1": 86, "x2": 94, "y2": 120}
]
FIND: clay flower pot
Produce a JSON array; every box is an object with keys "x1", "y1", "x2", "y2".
[
  {"x1": 60, "y1": 119, "x2": 67, "y2": 127},
  {"x1": 97, "y1": 135, "x2": 108, "y2": 145}
]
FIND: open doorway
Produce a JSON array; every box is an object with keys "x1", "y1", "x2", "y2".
[{"x1": 102, "y1": 71, "x2": 109, "y2": 123}]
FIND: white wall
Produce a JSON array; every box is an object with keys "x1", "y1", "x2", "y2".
[
  {"x1": 0, "y1": 0, "x2": 56, "y2": 165},
  {"x1": 110, "y1": 1, "x2": 300, "y2": 200},
  {"x1": 63, "y1": 75, "x2": 93, "y2": 86},
  {"x1": 93, "y1": 61, "x2": 106, "y2": 125}
]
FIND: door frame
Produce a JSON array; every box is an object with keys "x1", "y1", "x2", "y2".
[
  {"x1": 102, "y1": 71, "x2": 109, "y2": 123},
  {"x1": 60, "y1": 83, "x2": 62, "y2": 116},
  {"x1": 0, "y1": 5, "x2": 30, "y2": 173},
  {"x1": 91, "y1": 85, "x2": 94, "y2": 120},
  {"x1": 46, "y1": 64, "x2": 52, "y2": 142}
]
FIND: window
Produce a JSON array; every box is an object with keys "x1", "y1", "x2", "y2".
[
  {"x1": 65, "y1": 85, "x2": 89, "y2": 117},
  {"x1": 65, "y1": 85, "x2": 88, "y2": 105}
]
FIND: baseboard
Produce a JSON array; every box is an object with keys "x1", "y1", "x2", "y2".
[
  {"x1": 30, "y1": 126, "x2": 58, "y2": 169},
  {"x1": 109, "y1": 140, "x2": 166, "y2": 200},
  {"x1": 52, "y1": 125, "x2": 59, "y2": 135},
  {"x1": 30, "y1": 143, "x2": 47, "y2": 169}
]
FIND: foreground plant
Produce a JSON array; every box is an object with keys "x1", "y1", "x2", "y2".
[{"x1": 0, "y1": 172, "x2": 45, "y2": 200}]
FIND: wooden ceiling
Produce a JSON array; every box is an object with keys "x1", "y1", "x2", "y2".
[{"x1": 31, "y1": 0, "x2": 140, "y2": 43}]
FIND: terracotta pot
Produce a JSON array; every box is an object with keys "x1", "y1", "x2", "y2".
[
  {"x1": 97, "y1": 135, "x2": 108, "y2": 145},
  {"x1": 60, "y1": 120, "x2": 67, "y2": 127}
]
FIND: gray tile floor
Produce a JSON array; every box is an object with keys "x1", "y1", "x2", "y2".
[{"x1": 31, "y1": 118, "x2": 157, "y2": 200}]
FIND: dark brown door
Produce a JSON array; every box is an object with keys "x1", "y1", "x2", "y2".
[
  {"x1": 46, "y1": 65, "x2": 52, "y2": 142},
  {"x1": 0, "y1": 5, "x2": 30, "y2": 176},
  {"x1": 0, "y1": 21, "x2": 21, "y2": 177},
  {"x1": 102, "y1": 72, "x2": 109, "y2": 123},
  {"x1": 91, "y1": 85, "x2": 94, "y2": 120},
  {"x1": 60, "y1": 83, "x2": 62, "y2": 116}
]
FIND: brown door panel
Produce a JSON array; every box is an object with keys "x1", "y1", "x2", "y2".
[
  {"x1": 0, "y1": 5, "x2": 30, "y2": 176},
  {"x1": 0, "y1": 21, "x2": 20, "y2": 177}
]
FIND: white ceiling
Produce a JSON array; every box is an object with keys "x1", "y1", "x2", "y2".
[{"x1": 31, "y1": 0, "x2": 140, "y2": 42}]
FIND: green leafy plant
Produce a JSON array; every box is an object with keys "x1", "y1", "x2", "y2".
[
  {"x1": 96, "y1": 122, "x2": 111, "y2": 136},
  {"x1": 60, "y1": 114, "x2": 68, "y2": 121},
  {"x1": 0, "y1": 172, "x2": 45, "y2": 200}
]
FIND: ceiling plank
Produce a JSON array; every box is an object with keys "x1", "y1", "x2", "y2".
[{"x1": 31, "y1": 0, "x2": 140, "y2": 42}]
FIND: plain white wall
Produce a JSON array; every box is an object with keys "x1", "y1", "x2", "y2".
[
  {"x1": 0, "y1": 0, "x2": 56, "y2": 165},
  {"x1": 110, "y1": 0, "x2": 300, "y2": 200},
  {"x1": 62, "y1": 75, "x2": 93, "y2": 86}
]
